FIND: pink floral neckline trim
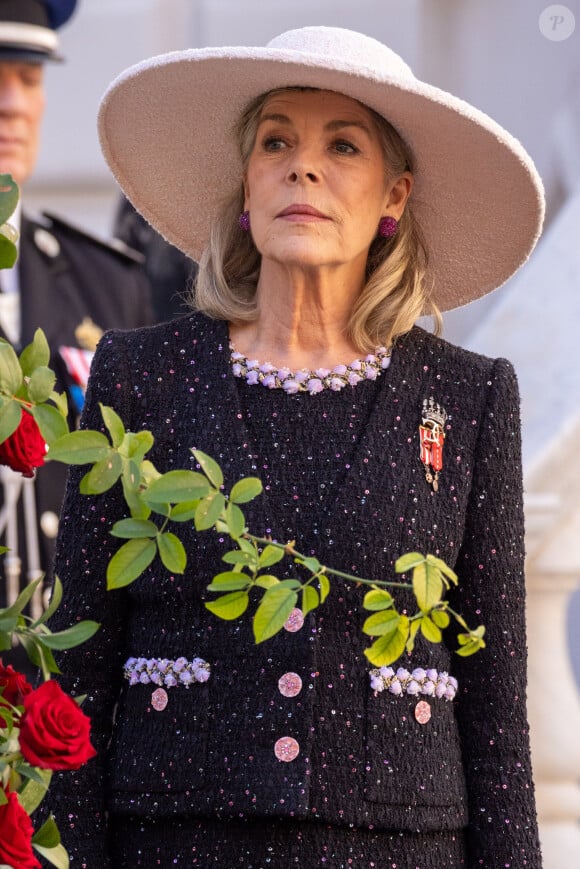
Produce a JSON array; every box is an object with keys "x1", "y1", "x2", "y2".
[{"x1": 230, "y1": 343, "x2": 392, "y2": 394}]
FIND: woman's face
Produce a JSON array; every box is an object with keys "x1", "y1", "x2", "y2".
[{"x1": 243, "y1": 89, "x2": 410, "y2": 276}]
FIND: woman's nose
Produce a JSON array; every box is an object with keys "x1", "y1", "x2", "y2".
[{"x1": 286, "y1": 146, "x2": 320, "y2": 183}]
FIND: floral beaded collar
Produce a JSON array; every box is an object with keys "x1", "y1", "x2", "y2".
[{"x1": 230, "y1": 344, "x2": 392, "y2": 394}]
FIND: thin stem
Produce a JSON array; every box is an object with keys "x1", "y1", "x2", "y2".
[{"x1": 246, "y1": 534, "x2": 412, "y2": 590}]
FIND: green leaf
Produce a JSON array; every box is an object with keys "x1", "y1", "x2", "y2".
[
  {"x1": 205, "y1": 591, "x2": 249, "y2": 620},
  {"x1": 426, "y1": 554, "x2": 458, "y2": 586},
  {"x1": 30, "y1": 403, "x2": 69, "y2": 445},
  {"x1": 47, "y1": 430, "x2": 111, "y2": 464},
  {"x1": 32, "y1": 841, "x2": 69, "y2": 869},
  {"x1": 299, "y1": 556, "x2": 321, "y2": 574},
  {"x1": 99, "y1": 404, "x2": 125, "y2": 448},
  {"x1": 431, "y1": 609, "x2": 450, "y2": 629},
  {"x1": 18, "y1": 634, "x2": 60, "y2": 676},
  {"x1": 229, "y1": 477, "x2": 263, "y2": 504},
  {"x1": 192, "y1": 449, "x2": 224, "y2": 489},
  {"x1": 121, "y1": 460, "x2": 150, "y2": 520},
  {"x1": 110, "y1": 518, "x2": 158, "y2": 539},
  {"x1": 207, "y1": 571, "x2": 249, "y2": 592},
  {"x1": 363, "y1": 588, "x2": 394, "y2": 611},
  {"x1": 394, "y1": 552, "x2": 426, "y2": 574},
  {"x1": 0, "y1": 577, "x2": 42, "y2": 621},
  {"x1": 169, "y1": 500, "x2": 200, "y2": 523},
  {"x1": 79, "y1": 451, "x2": 122, "y2": 494},
  {"x1": 254, "y1": 574, "x2": 279, "y2": 589},
  {"x1": 27, "y1": 366, "x2": 56, "y2": 404},
  {"x1": 31, "y1": 813, "x2": 61, "y2": 849},
  {"x1": 17, "y1": 768, "x2": 52, "y2": 815},
  {"x1": 412, "y1": 561, "x2": 443, "y2": 612},
  {"x1": 106, "y1": 538, "x2": 157, "y2": 589},
  {"x1": 19, "y1": 328, "x2": 50, "y2": 375},
  {"x1": 221, "y1": 548, "x2": 258, "y2": 569},
  {"x1": 456, "y1": 629, "x2": 486, "y2": 656},
  {"x1": 224, "y1": 502, "x2": 246, "y2": 539},
  {"x1": 302, "y1": 585, "x2": 319, "y2": 616},
  {"x1": 420, "y1": 616, "x2": 442, "y2": 643},
  {"x1": 0, "y1": 397, "x2": 21, "y2": 442},
  {"x1": 364, "y1": 615, "x2": 410, "y2": 667},
  {"x1": 0, "y1": 341, "x2": 23, "y2": 394},
  {"x1": 253, "y1": 585, "x2": 298, "y2": 643},
  {"x1": 49, "y1": 388, "x2": 68, "y2": 418},
  {"x1": 0, "y1": 173, "x2": 19, "y2": 224},
  {"x1": 405, "y1": 618, "x2": 421, "y2": 654},
  {"x1": 157, "y1": 532, "x2": 187, "y2": 573},
  {"x1": 318, "y1": 573, "x2": 330, "y2": 603},
  {"x1": 258, "y1": 545, "x2": 285, "y2": 569},
  {"x1": 144, "y1": 470, "x2": 210, "y2": 505},
  {"x1": 194, "y1": 491, "x2": 226, "y2": 531},
  {"x1": 37, "y1": 620, "x2": 100, "y2": 650},
  {"x1": 123, "y1": 430, "x2": 155, "y2": 462},
  {"x1": 362, "y1": 608, "x2": 400, "y2": 637},
  {"x1": 0, "y1": 232, "x2": 17, "y2": 269},
  {"x1": 31, "y1": 577, "x2": 62, "y2": 627}
]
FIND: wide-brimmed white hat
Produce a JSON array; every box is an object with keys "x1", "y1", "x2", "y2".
[{"x1": 98, "y1": 26, "x2": 544, "y2": 311}]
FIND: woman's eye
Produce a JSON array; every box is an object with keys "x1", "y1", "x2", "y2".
[
  {"x1": 334, "y1": 140, "x2": 358, "y2": 154},
  {"x1": 263, "y1": 137, "x2": 287, "y2": 152}
]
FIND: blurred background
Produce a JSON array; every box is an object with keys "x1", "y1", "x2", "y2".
[{"x1": 23, "y1": 1, "x2": 580, "y2": 863}]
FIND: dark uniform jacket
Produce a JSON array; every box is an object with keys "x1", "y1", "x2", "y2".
[
  {"x1": 0, "y1": 211, "x2": 155, "y2": 580},
  {"x1": 45, "y1": 313, "x2": 542, "y2": 868}
]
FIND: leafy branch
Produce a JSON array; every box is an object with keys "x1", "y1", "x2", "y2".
[{"x1": 42, "y1": 396, "x2": 486, "y2": 666}]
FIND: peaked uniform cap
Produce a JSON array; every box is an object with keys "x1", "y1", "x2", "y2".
[
  {"x1": 0, "y1": 0, "x2": 77, "y2": 62},
  {"x1": 98, "y1": 26, "x2": 545, "y2": 311}
]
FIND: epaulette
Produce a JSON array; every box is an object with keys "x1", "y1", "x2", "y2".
[{"x1": 40, "y1": 212, "x2": 145, "y2": 265}]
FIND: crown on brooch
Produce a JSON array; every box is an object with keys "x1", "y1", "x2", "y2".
[{"x1": 421, "y1": 397, "x2": 448, "y2": 430}]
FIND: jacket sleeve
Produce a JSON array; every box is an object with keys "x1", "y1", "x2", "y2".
[
  {"x1": 38, "y1": 332, "x2": 133, "y2": 867},
  {"x1": 450, "y1": 357, "x2": 542, "y2": 867}
]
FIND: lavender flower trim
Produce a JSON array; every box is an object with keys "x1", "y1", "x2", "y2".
[
  {"x1": 231, "y1": 345, "x2": 392, "y2": 394},
  {"x1": 124, "y1": 656, "x2": 211, "y2": 688},
  {"x1": 369, "y1": 666, "x2": 458, "y2": 701}
]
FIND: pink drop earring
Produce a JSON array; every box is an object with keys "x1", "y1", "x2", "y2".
[
  {"x1": 238, "y1": 211, "x2": 250, "y2": 232},
  {"x1": 378, "y1": 216, "x2": 398, "y2": 238}
]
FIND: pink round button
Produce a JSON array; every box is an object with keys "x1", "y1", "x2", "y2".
[
  {"x1": 283, "y1": 608, "x2": 304, "y2": 632},
  {"x1": 415, "y1": 700, "x2": 431, "y2": 725},
  {"x1": 274, "y1": 736, "x2": 300, "y2": 762},
  {"x1": 151, "y1": 688, "x2": 168, "y2": 711},
  {"x1": 278, "y1": 672, "x2": 303, "y2": 698}
]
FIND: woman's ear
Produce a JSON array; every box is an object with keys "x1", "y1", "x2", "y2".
[{"x1": 383, "y1": 171, "x2": 413, "y2": 221}]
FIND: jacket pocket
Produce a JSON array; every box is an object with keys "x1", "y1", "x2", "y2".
[
  {"x1": 107, "y1": 682, "x2": 209, "y2": 793},
  {"x1": 364, "y1": 690, "x2": 467, "y2": 808}
]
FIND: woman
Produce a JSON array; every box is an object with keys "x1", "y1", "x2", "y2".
[{"x1": 45, "y1": 27, "x2": 544, "y2": 868}]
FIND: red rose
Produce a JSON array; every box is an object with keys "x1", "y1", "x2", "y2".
[
  {"x1": 19, "y1": 680, "x2": 97, "y2": 770},
  {"x1": 0, "y1": 406, "x2": 46, "y2": 477},
  {"x1": 0, "y1": 659, "x2": 33, "y2": 726},
  {"x1": 0, "y1": 789, "x2": 40, "y2": 869}
]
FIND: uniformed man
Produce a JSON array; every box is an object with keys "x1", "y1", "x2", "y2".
[{"x1": 0, "y1": 0, "x2": 154, "y2": 630}]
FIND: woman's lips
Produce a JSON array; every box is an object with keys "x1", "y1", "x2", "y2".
[{"x1": 276, "y1": 204, "x2": 330, "y2": 221}]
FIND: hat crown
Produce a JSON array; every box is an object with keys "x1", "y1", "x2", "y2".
[{"x1": 266, "y1": 26, "x2": 414, "y2": 82}]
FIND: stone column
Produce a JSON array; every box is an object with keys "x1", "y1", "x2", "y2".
[{"x1": 525, "y1": 491, "x2": 580, "y2": 867}]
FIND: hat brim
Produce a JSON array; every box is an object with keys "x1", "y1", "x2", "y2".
[{"x1": 98, "y1": 46, "x2": 545, "y2": 312}]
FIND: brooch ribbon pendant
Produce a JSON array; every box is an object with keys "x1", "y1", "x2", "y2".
[{"x1": 419, "y1": 398, "x2": 448, "y2": 491}]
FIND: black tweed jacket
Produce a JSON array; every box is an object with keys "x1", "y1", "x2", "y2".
[{"x1": 45, "y1": 312, "x2": 541, "y2": 867}]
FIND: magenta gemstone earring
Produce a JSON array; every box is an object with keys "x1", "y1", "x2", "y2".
[
  {"x1": 378, "y1": 216, "x2": 398, "y2": 238},
  {"x1": 238, "y1": 211, "x2": 250, "y2": 232}
]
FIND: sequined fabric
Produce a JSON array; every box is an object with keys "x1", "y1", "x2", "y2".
[{"x1": 40, "y1": 313, "x2": 542, "y2": 868}]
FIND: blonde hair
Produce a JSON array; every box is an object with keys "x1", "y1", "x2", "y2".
[{"x1": 193, "y1": 88, "x2": 441, "y2": 351}]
